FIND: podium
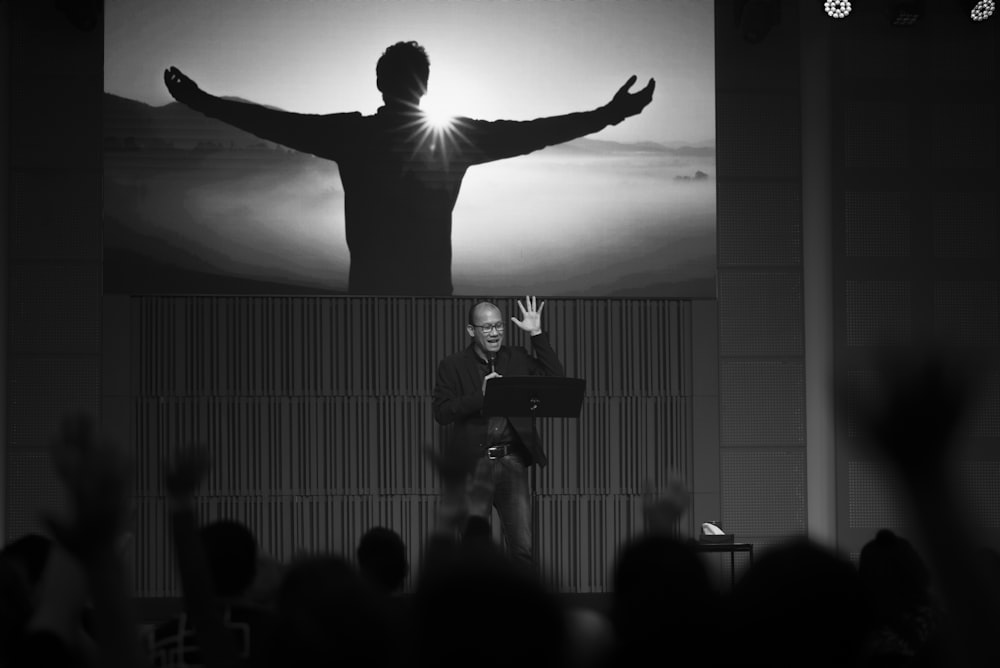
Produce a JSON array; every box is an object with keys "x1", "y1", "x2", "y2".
[{"x1": 483, "y1": 377, "x2": 586, "y2": 421}]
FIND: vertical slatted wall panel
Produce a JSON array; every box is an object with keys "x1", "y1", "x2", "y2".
[{"x1": 127, "y1": 296, "x2": 695, "y2": 595}]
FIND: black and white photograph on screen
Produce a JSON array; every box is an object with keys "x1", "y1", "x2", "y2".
[{"x1": 103, "y1": 0, "x2": 715, "y2": 297}]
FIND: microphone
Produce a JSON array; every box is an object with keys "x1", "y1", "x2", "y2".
[{"x1": 488, "y1": 353, "x2": 496, "y2": 375}]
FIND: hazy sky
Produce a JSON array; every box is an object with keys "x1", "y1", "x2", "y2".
[{"x1": 104, "y1": 0, "x2": 715, "y2": 144}]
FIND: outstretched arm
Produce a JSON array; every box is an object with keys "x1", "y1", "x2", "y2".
[
  {"x1": 461, "y1": 76, "x2": 655, "y2": 163},
  {"x1": 603, "y1": 75, "x2": 657, "y2": 126},
  {"x1": 163, "y1": 66, "x2": 357, "y2": 158}
]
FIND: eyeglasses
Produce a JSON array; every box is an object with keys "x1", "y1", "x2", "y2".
[{"x1": 472, "y1": 322, "x2": 505, "y2": 334}]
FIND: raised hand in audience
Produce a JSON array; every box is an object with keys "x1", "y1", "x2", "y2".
[
  {"x1": 42, "y1": 413, "x2": 146, "y2": 668},
  {"x1": 164, "y1": 445, "x2": 241, "y2": 668},
  {"x1": 641, "y1": 475, "x2": 690, "y2": 536},
  {"x1": 462, "y1": 458, "x2": 496, "y2": 547},
  {"x1": 426, "y1": 444, "x2": 479, "y2": 534},
  {"x1": 165, "y1": 445, "x2": 211, "y2": 508},
  {"x1": 46, "y1": 414, "x2": 131, "y2": 558},
  {"x1": 842, "y1": 344, "x2": 1000, "y2": 667},
  {"x1": 846, "y1": 344, "x2": 984, "y2": 487}
]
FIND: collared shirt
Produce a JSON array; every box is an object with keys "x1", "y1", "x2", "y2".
[{"x1": 475, "y1": 351, "x2": 516, "y2": 447}]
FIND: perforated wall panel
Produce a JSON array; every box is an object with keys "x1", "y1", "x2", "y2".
[
  {"x1": 958, "y1": 462, "x2": 1000, "y2": 529},
  {"x1": 3, "y1": 3, "x2": 112, "y2": 551},
  {"x1": 845, "y1": 280, "x2": 912, "y2": 346},
  {"x1": 843, "y1": 34, "x2": 910, "y2": 81},
  {"x1": 928, "y1": 35, "x2": 997, "y2": 82},
  {"x1": 845, "y1": 192, "x2": 911, "y2": 258},
  {"x1": 720, "y1": 448, "x2": 806, "y2": 537},
  {"x1": 716, "y1": 93, "x2": 801, "y2": 179},
  {"x1": 8, "y1": 262, "x2": 101, "y2": 353},
  {"x1": 9, "y1": 68, "x2": 101, "y2": 171},
  {"x1": 8, "y1": 5, "x2": 104, "y2": 78},
  {"x1": 9, "y1": 170, "x2": 102, "y2": 259},
  {"x1": 845, "y1": 102, "x2": 911, "y2": 170},
  {"x1": 719, "y1": 358, "x2": 804, "y2": 447},
  {"x1": 968, "y1": 372, "x2": 1000, "y2": 439},
  {"x1": 930, "y1": 103, "x2": 997, "y2": 169},
  {"x1": 932, "y1": 192, "x2": 998, "y2": 259},
  {"x1": 5, "y1": 447, "x2": 62, "y2": 540},
  {"x1": 847, "y1": 460, "x2": 912, "y2": 531},
  {"x1": 715, "y1": 0, "x2": 805, "y2": 552},
  {"x1": 7, "y1": 357, "x2": 101, "y2": 448},
  {"x1": 842, "y1": 370, "x2": 879, "y2": 440},
  {"x1": 719, "y1": 271, "x2": 803, "y2": 356},
  {"x1": 832, "y1": 3, "x2": 1000, "y2": 560},
  {"x1": 717, "y1": 182, "x2": 801, "y2": 266},
  {"x1": 933, "y1": 281, "x2": 1000, "y2": 346}
]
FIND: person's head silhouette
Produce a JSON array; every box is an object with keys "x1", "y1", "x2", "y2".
[{"x1": 376, "y1": 41, "x2": 430, "y2": 108}]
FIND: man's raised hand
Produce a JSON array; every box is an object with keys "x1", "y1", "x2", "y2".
[
  {"x1": 605, "y1": 75, "x2": 656, "y2": 125},
  {"x1": 511, "y1": 295, "x2": 545, "y2": 335}
]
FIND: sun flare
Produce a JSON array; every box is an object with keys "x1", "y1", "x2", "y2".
[{"x1": 420, "y1": 92, "x2": 458, "y2": 131}]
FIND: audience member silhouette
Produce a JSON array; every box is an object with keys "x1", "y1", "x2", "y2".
[
  {"x1": 563, "y1": 605, "x2": 616, "y2": 668},
  {"x1": 858, "y1": 528, "x2": 947, "y2": 667},
  {"x1": 356, "y1": 526, "x2": 409, "y2": 596},
  {"x1": 0, "y1": 533, "x2": 53, "y2": 592},
  {"x1": 13, "y1": 347, "x2": 1000, "y2": 668},
  {"x1": 413, "y1": 537, "x2": 569, "y2": 668},
  {"x1": 264, "y1": 554, "x2": 397, "y2": 668},
  {"x1": 843, "y1": 344, "x2": 1000, "y2": 667},
  {"x1": 0, "y1": 553, "x2": 34, "y2": 666},
  {"x1": 147, "y1": 518, "x2": 275, "y2": 668},
  {"x1": 355, "y1": 525, "x2": 414, "y2": 664},
  {"x1": 0, "y1": 533, "x2": 61, "y2": 664},
  {"x1": 20, "y1": 414, "x2": 146, "y2": 668},
  {"x1": 242, "y1": 553, "x2": 286, "y2": 612},
  {"x1": 413, "y1": 443, "x2": 571, "y2": 668},
  {"x1": 164, "y1": 41, "x2": 655, "y2": 295},
  {"x1": 609, "y1": 533, "x2": 719, "y2": 667},
  {"x1": 721, "y1": 537, "x2": 869, "y2": 668}
]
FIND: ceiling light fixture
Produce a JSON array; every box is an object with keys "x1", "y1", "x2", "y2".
[
  {"x1": 825, "y1": 0, "x2": 852, "y2": 19},
  {"x1": 970, "y1": 0, "x2": 995, "y2": 20}
]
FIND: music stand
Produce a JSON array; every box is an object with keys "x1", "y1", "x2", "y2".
[{"x1": 483, "y1": 377, "x2": 586, "y2": 429}]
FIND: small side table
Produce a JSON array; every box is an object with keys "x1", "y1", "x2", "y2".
[{"x1": 692, "y1": 541, "x2": 754, "y2": 588}]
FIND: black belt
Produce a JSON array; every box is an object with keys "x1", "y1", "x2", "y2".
[{"x1": 486, "y1": 443, "x2": 517, "y2": 460}]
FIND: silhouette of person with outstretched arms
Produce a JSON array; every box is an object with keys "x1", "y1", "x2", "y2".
[{"x1": 164, "y1": 41, "x2": 654, "y2": 295}]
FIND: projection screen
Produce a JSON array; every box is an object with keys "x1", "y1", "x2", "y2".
[{"x1": 103, "y1": 0, "x2": 716, "y2": 297}]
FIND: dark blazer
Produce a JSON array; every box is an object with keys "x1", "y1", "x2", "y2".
[{"x1": 432, "y1": 332, "x2": 565, "y2": 467}]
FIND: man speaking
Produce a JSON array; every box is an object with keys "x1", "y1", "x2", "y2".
[{"x1": 432, "y1": 296, "x2": 563, "y2": 565}]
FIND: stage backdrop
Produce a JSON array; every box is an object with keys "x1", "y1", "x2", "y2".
[
  {"x1": 103, "y1": 0, "x2": 716, "y2": 297},
  {"x1": 101, "y1": 295, "x2": 714, "y2": 596}
]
